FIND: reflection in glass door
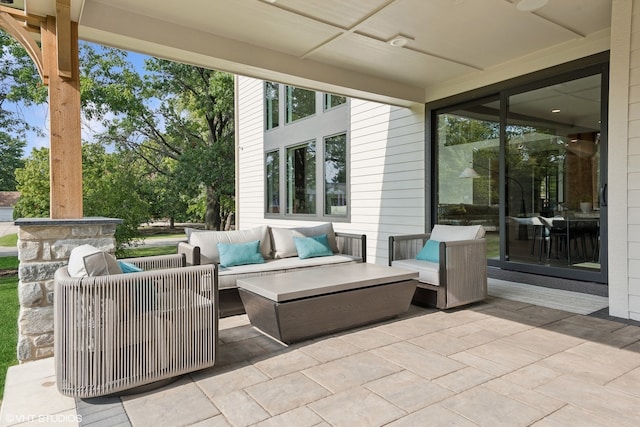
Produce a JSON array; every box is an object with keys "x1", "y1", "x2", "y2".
[
  {"x1": 436, "y1": 97, "x2": 501, "y2": 261},
  {"x1": 506, "y1": 74, "x2": 603, "y2": 276},
  {"x1": 435, "y1": 68, "x2": 607, "y2": 283}
]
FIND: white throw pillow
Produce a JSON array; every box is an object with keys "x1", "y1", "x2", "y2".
[{"x1": 68, "y1": 244, "x2": 122, "y2": 277}]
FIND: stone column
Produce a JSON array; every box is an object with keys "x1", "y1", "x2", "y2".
[{"x1": 15, "y1": 217, "x2": 122, "y2": 363}]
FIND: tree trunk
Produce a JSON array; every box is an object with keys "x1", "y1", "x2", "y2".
[
  {"x1": 169, "y1": 217, "x2": 175, "y2": 229},
  {"x1": 204, "y1": 185, "x2": 221, "y2": 230}
]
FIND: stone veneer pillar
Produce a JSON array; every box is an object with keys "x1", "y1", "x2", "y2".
[{"x1": 15, "y1": 217, "x2": 122, "y2": 363}]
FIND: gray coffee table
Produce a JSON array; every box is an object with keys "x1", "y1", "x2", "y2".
[{"x1": 237, "y1": 263, "x2": 418, "y2": 344}]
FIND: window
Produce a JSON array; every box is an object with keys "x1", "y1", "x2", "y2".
[
  {"x1": 324, "y1": 133, "x2": 347, "y2": 216},
  {"x1": 286, "y1": 86, "x2": 315, "y2": 123},
  {"x1": 324, "y1": 93, "x2": 346, "y2": 110},
  {"x1": 286, "y1": 142, "x2": 316, "y2": 214},
  {"x1": 265, "y1": 82, "x2": 349, "y2": 220},
  {"x1": 265, "y1": 82, "x2": 279, "y2": 130},
  {"x1": 265, "y1": 150, "x2": 280, "y2": 213}
]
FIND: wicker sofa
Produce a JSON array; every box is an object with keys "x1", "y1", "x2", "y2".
[
  {"x1": 54, "y1": 252, "x2": 218, "y2": 398},
  {"x1": 388, "y1": 225, "x2": 487, "y2": 309},
  {"x1": 178, "y1": 223, "x2": 366, "y2": 317}
]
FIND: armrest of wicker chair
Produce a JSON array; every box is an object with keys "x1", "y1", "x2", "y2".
[
  {"x1": 123, "y1": 253, "x2": 186, "y2": 270},
  {"x1": 335, "y1": 232, "x2": 367, "y2": 262},
  {"x1": 54, "y1": 263, "x2": 218, "y2": 398},
  {"x1": 178, "y1": 241, "x2": 201, "y2": 265},
  {"x1": 388, "y1": 233, "x2": 431, "y2": 265}
]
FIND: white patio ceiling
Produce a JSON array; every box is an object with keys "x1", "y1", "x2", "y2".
[{"x1": 24, "y1": 0, "x2": 612, "y2": 106}]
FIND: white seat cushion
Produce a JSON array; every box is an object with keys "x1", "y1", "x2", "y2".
[
  {"x1": 218, "y1": 254, "x2": 359, "y2": 290},
  {"x1": 392, "y1": 258, "x2": 440, "y2": 286}
]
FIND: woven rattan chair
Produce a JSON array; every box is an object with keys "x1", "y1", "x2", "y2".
[
  {"x1": 54, "y1": 253, "x2": 218, "y2": 398},
  {"x1": 389, "y1": 225, "x2": 487, "y2": 309}
]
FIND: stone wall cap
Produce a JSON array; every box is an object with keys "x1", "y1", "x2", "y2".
[{"x1": 15, "y1": 217, "x2": 123, "y2": 226}]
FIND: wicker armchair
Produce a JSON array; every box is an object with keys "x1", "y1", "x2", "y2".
[
  {"x1": 389, "y1": 225, "x2": 487, "y2": 309},
  {"x1": 54, "y1": 253, "x2": 218, "y2": 398}
]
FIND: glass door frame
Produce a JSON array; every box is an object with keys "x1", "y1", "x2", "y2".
[{"x1": 427, "y1": 55, "x2": 609, "y2": 284}]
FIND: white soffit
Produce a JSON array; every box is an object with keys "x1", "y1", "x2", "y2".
[{"x1": 25, "y1": 0, "x2": 613, "y2": 105}]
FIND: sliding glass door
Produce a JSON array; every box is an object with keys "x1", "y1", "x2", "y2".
[{"x1": 434, "y1": 64, "x2": 607, "y2": 283}]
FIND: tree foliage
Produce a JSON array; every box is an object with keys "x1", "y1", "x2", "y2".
[
  {"x1": 2, "y1": 35, "x2": 236, "y2": 234},
  {"x1": 0, "y1": 32, "x2": 46, "y2": 190},
  {"x1": 84, "y1": 45, "x2": 235, "y2": 230},
  {"x1": 14, "y1": 145, "x2": 152, "y2": 254}
]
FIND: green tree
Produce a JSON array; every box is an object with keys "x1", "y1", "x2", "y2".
[
  {"x1": 13, "y1": 147, "x2": 49, "y2": 218},
  {"x1": 0, "y1": 134, "x2": 24, "y2": 190},
  {"x1": 84, "y1": 46, "x2": 235, "y2": 230},
  {"x1": 14, "y1": 145, "x2": 151, "y2": 253},
  {"x1": 1, "y1": 32, "x2": 47, "y2": 190}
]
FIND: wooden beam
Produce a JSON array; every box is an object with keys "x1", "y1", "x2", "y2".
[
  {"x1": 43, "y1": 15, "x2": 83, "y2": 218},
  {"x1": 55, "y1": 0, "x2": 72, "y2": 79},
  {"x1": 0, "y1": 11, "x2": 47, "y2": 84}
]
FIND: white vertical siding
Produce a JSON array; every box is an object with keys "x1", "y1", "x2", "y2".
[
  {"x1": 236, "y1": 76, "x2": 425, "y2": 265},
  {"x1": 609, "y1": 0, "x2": 636, "y2": 319},
  {"x1": 348, "y1": 100, "x2": 425, "y2": 265},
  {"x1": 236, "y1": 77, "x2": 266, "y2": 226}
]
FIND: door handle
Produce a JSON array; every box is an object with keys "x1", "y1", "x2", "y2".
[{"x1": 599, "y1": 184, "x2": 607, "y2": 207}]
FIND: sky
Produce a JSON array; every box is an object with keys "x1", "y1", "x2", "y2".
[{"x1": 12, "y1": 45, "x2": 151, "y2": 158}]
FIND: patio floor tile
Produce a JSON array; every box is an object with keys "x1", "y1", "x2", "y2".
[
  {"x1": 192, "y1": 363, "x2": 270, "y2": 399},
  {"x1": 432, "y1": 366, "x2": 495, "y2": 393},
  {"x1": 252, "y1": 348, "x2": 319, "y2": 378},
  {"x1": 252, "y1": 407, "x2": 324, "y2": 427},
  {"x1": 244, "y1": 372, "x2": 331, "y2": 416},
  {"x1": 441, "y1": 386, "x2": 546, "y2": 426},
  {"x1": 387, "y1": 403, "x2": 479, "y2": 427},
  {"x1": 298, "y1": 336, "x2": 363, "y2": 363},
  {"x1": 308, "y1": 387, "x2": 406, "y2": 426},
  {"x1": 408, "y1": 330, "x2": 479, "y2": 355},
  {"x1": 496, "y1": 327, "x2": 585, "y2": 356},
  {"x1": 302, "y1": 351, "x2": 403, "y2": 393},
  {"x1": 530, "y1": 405, "x2": 614, "y2": 427},
  {"x1": 211, "y1": 389, "x2": 270, "y2": 426},
  {"x1": 535, "y1": 375, "x2": 640, "y2": 426},
  {"x1": 373, "y1": 342, "x2": 465, "y2": 379},
  {"x1": 500, "y1": 363, "x2": 562, "y2": 389},
  {"x1": 364, "y1": 370, "x2": 454, "y2": 412},
  {"x1": 121, "y1": 378, "x2": 220, "y2": 427}
]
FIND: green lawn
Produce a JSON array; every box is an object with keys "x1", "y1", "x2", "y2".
[
  {"x1": 121, "y1": 245, "x2": 176, "y2": 258},
  {"x1": 0, "y1": 234, "x2": 17, "y2": 247},
  {"x1": 0, "y1": 276, "x2": 18, "y2": 401}
]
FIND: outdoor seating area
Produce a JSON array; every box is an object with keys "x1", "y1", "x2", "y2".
[
  {"x1": 2, "y1": 292, "x2": 640, "y2": 426},
  {"x1": 178, "y1": 223, "x2": 366, "y2": 317}
]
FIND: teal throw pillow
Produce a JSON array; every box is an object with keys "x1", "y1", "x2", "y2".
[
  {"x1": 118, "y1": 261, "x2": 144, "y2": 273},
  {"x1": 217, "y1": 240, "x2": 265, "y2": 267},
  {"x1": 293, "y1": 234, "x2": 334, "y2": 259},
  {"x1": 416, "y1": 239, "x2": 440, "y2": 263}
]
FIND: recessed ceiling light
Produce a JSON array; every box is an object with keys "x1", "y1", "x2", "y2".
[
  {"x1": 516, "y1": 0, "x2": 548, "y2": 12},
  {"x1": 388, "y1": 34, "x2": 411, "y2": 48},
  {"x1": 551, "y1": 109, "x2": 561, "y2": 113}
]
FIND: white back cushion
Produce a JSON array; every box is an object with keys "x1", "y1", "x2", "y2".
[
  {"x1": 189, "y1": 226, "x2": 271, "y2": 264},
  {"x1": 430, "y1": 224, "x2": 485, "y2": 242}
]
